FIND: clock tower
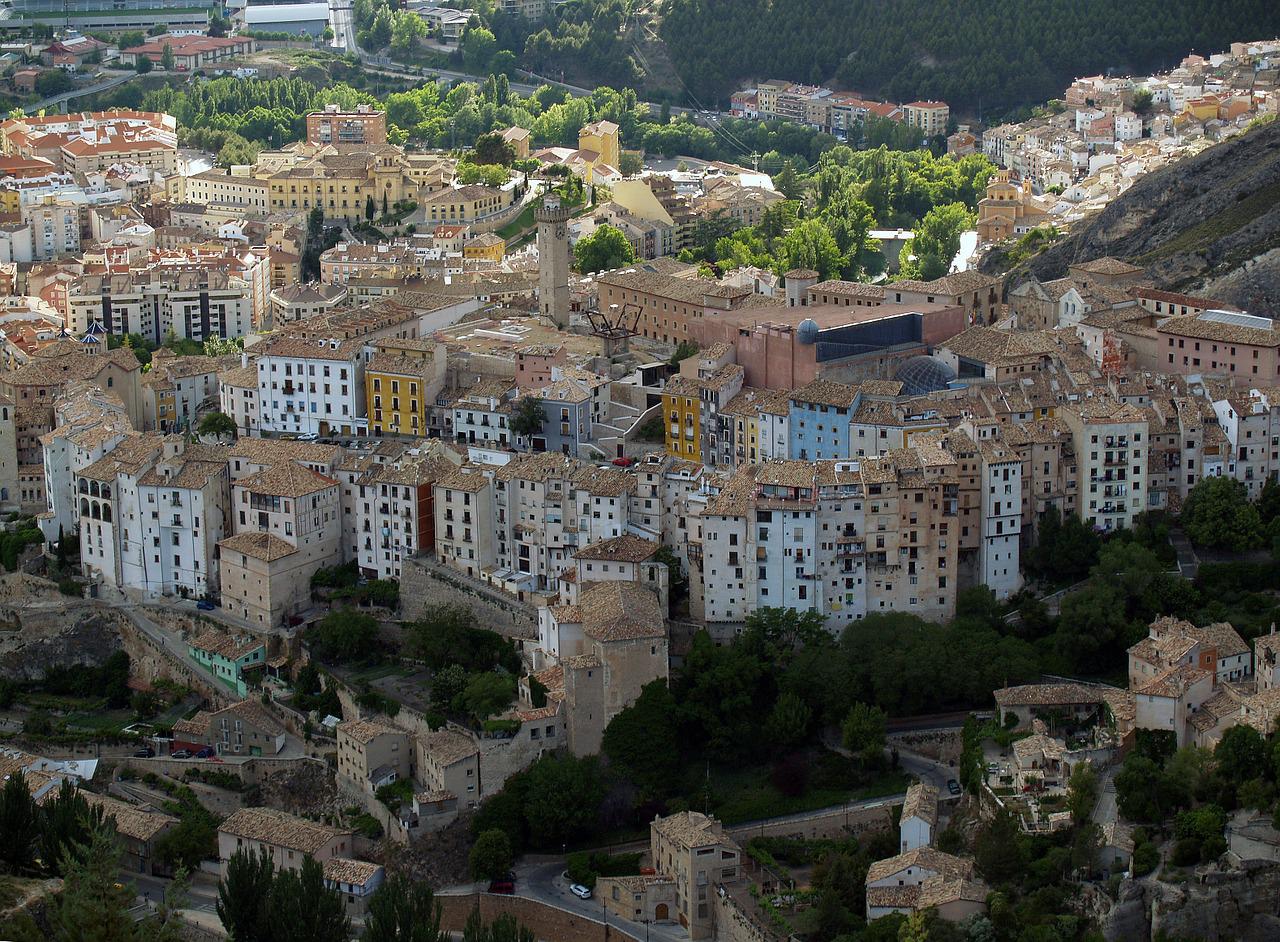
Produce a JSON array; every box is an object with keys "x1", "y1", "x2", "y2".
[{"x1": 535, "y1": 195, "x2": 572, "y2": 329}]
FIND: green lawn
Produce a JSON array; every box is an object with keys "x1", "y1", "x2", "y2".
[{"x1": 63, "y1": 708, "x2": 134, "y2": 734}]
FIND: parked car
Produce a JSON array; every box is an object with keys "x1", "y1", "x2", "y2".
[
  {"x1": 196, "y1": 600, "x2": 215, "y2": 611},
  {"x1": 986, "y1": 763, "x2": 1000, "y2": 775},
  {"x1": 488, "y1": 880, "x2": 515, "y2": 895},
  {"x1": 171, "y1": 750, "x2": 192, "y2": 759},
  {"x1": 569, "y1": 884, "x2": 592, "y2": 900},
  {"x1": 195, "y1": 747, "x2": 215, "y2": 759},
  {"x1": 947, "y1": 779, "x2": 961, "y2": 795},
  {"x1": 132, "y1": 748, "x2": 154, "y2": 758}
]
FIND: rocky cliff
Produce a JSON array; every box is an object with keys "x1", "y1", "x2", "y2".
[
  {"x1": 1100, "y1": 861, "x2": 1280, "y2": 941},
  {"x1": 983, "y1": 119, "x2": 1280, "y2": 314}
]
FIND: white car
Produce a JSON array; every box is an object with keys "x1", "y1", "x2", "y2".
[{"x1": 569, "y1": 883, "x2": 592, "y2": 900}]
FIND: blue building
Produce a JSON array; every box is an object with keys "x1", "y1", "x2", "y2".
[
  {"x1": 788, "y1": 379, "x2": 861, "y2": 460},
  {"x1": 517, "y1": 375, "x2": 603, "y2": 456}
]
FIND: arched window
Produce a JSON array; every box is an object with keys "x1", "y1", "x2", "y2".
[
  {"x1": 80, "y1": 498, "x2": 89, "y2": 517},
  {"x1": 101, "y1": 484, "x2": 111, "y2": 499},
  {"x1": 101, "y1": 505, "x2": 112, "y2": 523},
  {"x1": 90, "y1": 502, "x2": 101, "y2": 520}
]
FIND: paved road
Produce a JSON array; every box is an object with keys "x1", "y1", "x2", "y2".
[
  {"x1": 481, "y1": 862, "x2": 686, "y2": 942},
  {"x1": 328, "y1": 0, "x2": 356, "y2": 51}
]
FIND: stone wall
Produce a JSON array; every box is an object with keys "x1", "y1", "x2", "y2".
[
  {"x1": 116, "y1": 754, "x2": 327, "y2": 785},
  {"x1": 438, "y1": 893, "x2": 642, "y2": 942},
  {"x1": 714, "y1": 888, "x2": 776, "y2": 942},
  {"x1": 890, "y1": 730, "x2": 963, "y2": 764},
  {"x1": 399, "y1": 557, "x2": 537, "y2": 640},
  {"x1": 726, "y1": 797, "x2": 901, "y2": 843},
  {"x1": 117, "y1": 617, "x2": 233, "y2": 709}
]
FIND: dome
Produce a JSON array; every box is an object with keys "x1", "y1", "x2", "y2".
[
  {"x1": 797, "y1": 319, "x2": 819, "y2": 344},
  {"x1": 894, "y1": 355, "x2": 957, "y2": 396}
]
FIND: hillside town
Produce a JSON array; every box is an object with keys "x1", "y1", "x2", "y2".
[{"x1": 0, "y1": 9, "x2": 1276, "y2": 942}]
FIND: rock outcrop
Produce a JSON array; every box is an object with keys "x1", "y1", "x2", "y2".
[
  {"x1": 983, "y1": 119, "x2": 1280, "y2": 314},
  {"x1": 1102, "y1": 861, "x2": 1280, "y2": 941}
]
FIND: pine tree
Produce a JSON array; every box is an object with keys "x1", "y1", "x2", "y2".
[
  {"x1": 0, "y1": 772, "x2": 39, "y2": 873},
  {"x1": 216, "y1": 847, "x2": 275, "y2": 942},
  {"x1": 362, "y1": 873, "x2": 444, "y2": 942},
  {"x1": 49, "y1": 826, "x2": 140, "y2": 942},
  {"x1": 267, "y1": 855, "x2": 349, "y2": 942},
  {"x1": 365, "y1": 194, "x2": 376, "y2": 221}
]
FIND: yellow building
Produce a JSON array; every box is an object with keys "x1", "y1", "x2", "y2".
[
  {"x1": 662, "y1": 375, "x2": 701, "y2": 460},
  {"x1": 501, "y1": 126, "x2": 531, "y2": 160},
  {"x1": 264, "y1": 149, "x2": 416, "y2": 225},
  {"x1": 421, "y1": 184, "x2": 513, "y2": 224},
  {"x1": 365, "y1": 339, "x2": 444, "y2": 437},
  {"x1": 462, "y1": 232, "x2": 505, "y2": 262},
  {"x1": 578, "y1": 119, "x2": 621, "y2": 180},
  {"x1": 1183, "y1": 97, "x2": 1220, "y2": 121}
]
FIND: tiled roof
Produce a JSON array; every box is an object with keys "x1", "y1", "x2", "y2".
[
  {"x1": 792, "y1": 379, "x2": 859, "y2": 409},
  {"x1": 219, "y1": 807, "x2": 350, "y2": 855},
  {"x1": 574, "y1": 534, "x2": 658, "y2": 563},
  {"x1": 865, "y1": 848, "x2": 974, "y2": 885},
  {"x1": 652, "y1": 811, "x2": 739, "y2": 851},
  {"x1": 236, "y1": 462, "x2": 338, "y2": 498},
  {"x1": 190, "y1": 632, "x2": 262, "y2": 662},
  {"x1": 916, "y1": 874, "x2": 990, "y2": 909},
  {"x1": 1135, "y1": 663, "x2": 1212, "y2": 698},
  {"x1": 571, "y1": 581, "x2": 665, "y2": 642},
  {"x1": 219, "y1": 531, "x2": 298, "y2": 563},
  {"x1": 993, "y1": 683, "x2": 1115, "y2": 707},
  {"x1": 421, "y1": 729, "x2": 478, "y2": 766},
  {"x1": 338, "y1": 719, "x2": 402, "y2": 745},
  {"x1": 900, "y1": 782, "x2": 938, "y2": 829},
  {"x1": 323, "y1": 857, "x2": 383, "y2": 887},
  {"x1": 866, "y1": 884, "x2": 920, "y2": 909}
]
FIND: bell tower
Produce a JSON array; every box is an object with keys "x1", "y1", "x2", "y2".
[{"x1": 535, "y1": 195, "x2": 571, "y2": 329}]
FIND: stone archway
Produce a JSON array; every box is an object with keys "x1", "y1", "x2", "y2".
[{"x1": 655, "y1": 903, "x2": 669, "y2": 921}]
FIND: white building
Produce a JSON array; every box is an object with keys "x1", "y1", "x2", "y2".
[
  {"x1": 977, "y1": 439, "x2": 1023, "y2": 600},
  {"x1": 255, "y1": 336, "x2": 366, "y2": 438}
]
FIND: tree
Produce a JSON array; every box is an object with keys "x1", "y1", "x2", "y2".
[
  {"x1": 363, "y1": 873, "x2": 444, "y2": 942},
  {"x1": 382, "y1": 192, "x2": 390, "y2": 218},
  {"x1": 509, "y1": 396, "x2": 545, "y2": 439},
  {"x1": 0, "y1": 772, "x2": 39, "y2": 873},
  {"x1": 520, "y1": 754, "x2": 606, "y2": 849},
  {"x1": 135, "y1": 56, "x2": 153, "y2": 75},
  {"x1": 1067, "y1": 761, "x2": 1098, "y2": 825},
  {"x1": 776, "y1": 218, "x2": 842, "y2": 280},
  {"x1": 472, "y1": 132, "x2": 516, "y2": 167},
  {"x1": 1115, "y1": 754, "x2": 1182, "y2": 823},
  {"x1": 198, "y1": 411, "x2": 237, "y2": 439},
  {"x1": 365, "y1": 194, "x2": 377, "y2": 222},
  {"x1": 841, "y1": 702, "x2": 886, "y2": 766},
  {"x1": 35, "y1": 69, "x2": 74, "y2": 97},
  {"x1": 160, "y1": 44, "x2": 175, "y2": 71},
  {"x1": 456, "y1": 672, "x2": 515, "y2": 720},
  {"x1": 461, "y1": 26, "x2": 497, "y2": 75},
  {"x1": 267, "y1": 855, "x2": 350, "y2": 942},
  {"x1": 39, "y1": 780, "x2": 103, "y2": 877},
  {"x1": 390, "y1": 9, "x2": 426, "y2": 57},
  {"x1": 49, "y1": 826, "x2": 147, "y2": 942},
  {"x1": 1181, "y1": 476, "x2": 1262, "y2": 551},
  {"x1": 430, "y1": 664, "x2": 468, "y2": 709},
  {"x1": 1216, "y1": 724, "x2": 1267, "y2": 785},
  {"x1": 762, "y1": 690, "x2": 811, "y2": 755},
  {"x1": 773, "y1": 163, "x2": 802, "y2": 200},
  {"x1": 898, "y1": 202, "x2": 971, "y2": 281},
  {"x1": 309, "y1": 609, "x2": 380, "y2": 664},
  {"x1": 469, "y1": 829, "x2": 514, "y2": 882},
  {"x1": 573, "y1": 224, "x2": 636, "y2": 274},
  {"x1": 217, "y1": 847, "x2": 275, "y2": 942},
  {"x1": 653, "y1": 545, "x2": 687, "y2": 613},
  {"x1": 602, "y1": 680, "x2": 680, "y2": 799},
  {"x1": 973, "y1": 806, "x2": 1024, "y2": 884},
  {"x1": 619, "y1": 151, "x2": 643, "y2": 177},
  {"x1": 1132, "y1": 88, "x2": 1153, "y2": 114},
  {"x1": 209, "y1": 15, "x2": 230, "y2": 37}
]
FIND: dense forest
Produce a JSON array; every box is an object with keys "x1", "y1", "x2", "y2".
[{"x1": 656, "y1": 0, "x2": 1280, "y2": 112}]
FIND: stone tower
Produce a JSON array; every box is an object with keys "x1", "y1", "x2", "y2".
[{"x1": 535, "y1": 195, "x2": 571, "y2": 329}]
